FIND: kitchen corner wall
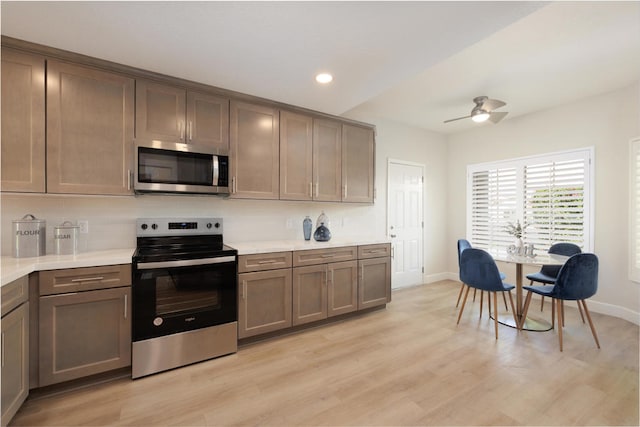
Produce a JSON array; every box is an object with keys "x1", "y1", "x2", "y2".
[{"x1": 0, "y1": 193, "x2": 383, "y2": 255}]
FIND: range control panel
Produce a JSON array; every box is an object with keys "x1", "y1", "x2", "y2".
[{"x1": 136, "y1": 218, "x2": 223, "y2": 237}]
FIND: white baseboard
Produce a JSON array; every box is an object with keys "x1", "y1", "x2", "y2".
[{"x1": 430, "y1": 272, "x2": 640, "y2": 326}]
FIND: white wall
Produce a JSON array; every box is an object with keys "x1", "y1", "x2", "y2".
[{"x1": 447, "y1": 83, "x2": 640, "y2": 323}]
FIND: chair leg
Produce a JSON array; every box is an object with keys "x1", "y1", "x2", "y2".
[
  {"x1": 507, "y1": 291, "x2": 517, "y2": 328},
  {"x1": 521, "y1": 291, "x2": 533, "y2": 330},
  {"x1": 577, "y1": 301, "x2": 585, "y2": 323},
  {"x1": 457, "y1": 286, "x2": 471, "y2": 325},
  {"x1": 557, "y1": 297, "x2": 564, "y2": 351},
  {"x1": 502, "y1": 292, "x2": 508, "y2": 311},
  {"x1": 551, "y1": 298, "x2": 555, "y2": 329},
  {"x1": 562, "y1": 300, "x2": 565, "y2": 327},
  {"x1": 479, "y1": 290, "x2": 484, "y2": 319},
  {"x1": 541, "y1": 295, "x2": 545, "y2": 312},
  {"x1": 487, "y1": 291, "x2": 492, "y2": 317},
  {"x1": 581, "y1": 300, "x2": 601, "y2": 349},
  {"x1": 455, "y1": 283, "x2": 465, "y2": 307},
  {"x1": 493, "y1": 292, "x2": 499, "y2": 339},
  {"x1": 473, "y1": 288, "x2": 477, "y2": 302}
]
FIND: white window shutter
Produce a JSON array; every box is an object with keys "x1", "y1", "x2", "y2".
[{"x1": 631, "y1": 138, "x2": 640, "y2": 283}]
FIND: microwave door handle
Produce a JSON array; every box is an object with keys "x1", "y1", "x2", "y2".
[{"x1": 212, "y1": 156, "x2": 219, "y2": 186}]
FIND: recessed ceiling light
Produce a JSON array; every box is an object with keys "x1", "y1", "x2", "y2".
[{"x1": 315, "y1": 73, "x2": 333, "y2": 84}]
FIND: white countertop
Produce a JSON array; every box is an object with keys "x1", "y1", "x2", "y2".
[
  {"x1": 227, "y1": 238, "x2": 391, "y2": 255},
  {"x1": 1, "y1": 248, "x2": 135, "y2": 287}
]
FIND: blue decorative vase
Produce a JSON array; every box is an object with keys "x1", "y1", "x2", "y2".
[
  {"x1": 303, "y1": 216, "x2": 312, "y2": 241},
  {"x1": 313, "y1": 222, "x2": 331, "y2": 242}
]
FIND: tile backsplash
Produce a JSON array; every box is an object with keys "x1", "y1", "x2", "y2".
[{"x1": 1, "y1": 193, "x2": 385, "y2": 256}]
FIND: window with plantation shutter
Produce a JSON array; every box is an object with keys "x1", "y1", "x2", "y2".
[
  {"x1": 467, "y1": 148, "x2": 593, "y2": 256},
  {"x1": 631, "y1": 138, "x2": 640, "y2": 283}
]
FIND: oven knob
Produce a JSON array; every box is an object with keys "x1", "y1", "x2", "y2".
[
  {"x1": 141, "y1": 223, "x2": 148, "y2": 230},
  {"x1": 153, "y1": 317, "x2": 163, "y2": 326},
  {"x1": 151, "y1": 223, "x2": 158, "y2": 230},
  {"x1": 206, "y1": 223, "x2": 212, "y2": 229},
  {"x1": 214, "y1": 222, "x2": 220, "y2": 229}
]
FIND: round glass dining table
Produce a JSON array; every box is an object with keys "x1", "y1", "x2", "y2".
[{"x1": 490, "y1": 250, "x2": 570, "y2": 331}]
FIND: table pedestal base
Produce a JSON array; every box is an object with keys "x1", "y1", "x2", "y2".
[{"x1": 494, "y1": 314, "x2": 553, "y2": 332}]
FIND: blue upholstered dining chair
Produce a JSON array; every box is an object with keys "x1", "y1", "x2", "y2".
[
  {"x1": 526, "y1": 243, "x2": 581, "y2": 312},
  {"x1": 456, "y1": 239, "x2": 508, "y2": 313},
  {"x1": 521, "y1": 253, "x2": 600, "y2": 351},
  {"x1": 457, "y1": 248, "x2": 517, "y2": 339}
]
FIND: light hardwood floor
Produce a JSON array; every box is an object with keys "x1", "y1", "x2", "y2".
[{"x1": 11, "y1": 280, "x2": 639, "y2": 426}]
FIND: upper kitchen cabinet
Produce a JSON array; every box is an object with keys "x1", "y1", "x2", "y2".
[
  {"x1": 229, "y1": 101, "x2": 280, "y2": 199},
  {"x1": 280, "y1": 111, "x2": 313, "y2": 201},
  {"x1": 47, "y1": 61, "x2": 135, "y2": 195},
  {"x1": 1, "y1": 49, "x2": 45, "y2": 193},
  {"x1": 136, "y1": 80, "x2": 229, "y2": 152},
  {"x1": 313, "y1": 118, "x2": 343, "y2": 202},
  {"x1": 342, "y1": 124, "x2": 375, "y2": 203},
  {"x1": 280, "y1": 114, "x2": 343, "y2": 202}
]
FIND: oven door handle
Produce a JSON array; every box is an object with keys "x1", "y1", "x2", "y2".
[{"x1": 136, "y1": 256, "x2": 236, "y2": 270}]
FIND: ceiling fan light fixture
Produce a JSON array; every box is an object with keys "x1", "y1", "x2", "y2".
[{"x1": 471, "y1": 111, "x2": 490, "y2": 123}]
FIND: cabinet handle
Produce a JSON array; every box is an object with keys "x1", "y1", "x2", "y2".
[
  {"x1": 242, "y1": 281, "x2": 247, "y2": 300},
  {"x1": 1, "y1": 332, "x2": 4, "y2": 367},
  {"x1": 127, "y1": 169, "x2": 132, "y2": 191},
  {"x1": 124, "y1": 294, "x2": 128, "y2": 319},
  {"x1": 309, "y1": 182, "x2": 313, "y2": 198},
  {"x1": 178, "y1": 121, "x2": 184, "y2": 141},
  {"x1": 315, "y1": 182, "x2": 319, "y2": 198},
  {"x1": 343, "y1": 185, "x2": 348, "y2": 199},
  {"x1": 189, "y1": 121, "x2": 193, "y2": 141},
  {"x1": 360, "y1": 265, "x2": 364, "y2": 280},
  {"x1": 257, "y1": 260, "x2": 277, "y2": 264},
  {"x1": 232, "y1": 177, "x2": 237, "y2": 194},
  {"x1": 70, "y1": 276, "x2": 104, "y2": 283}
]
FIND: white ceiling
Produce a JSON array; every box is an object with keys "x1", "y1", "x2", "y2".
[{"x1": 2, "y1": 1, "x2": 639, "y2": 135}]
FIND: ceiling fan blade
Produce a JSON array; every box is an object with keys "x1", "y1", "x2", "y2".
[
  {"x1": 481, "y1": 98, "x2": 506, "y2": 111},
  {"x1": 488, "y1": 111, "x2": 508, "y2": 124},
  {"x1": 443, "y1": 115, "x2": 471, "y2": 123}
]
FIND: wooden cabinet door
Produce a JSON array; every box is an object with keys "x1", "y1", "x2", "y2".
[
  {"x1": 1, "y1": 302, "x2": 29, "y2": 427},
  {"x1": 328, "y1": 261, "x2": 358, "y2": 317},
  {"x1": 229, "y1": 101, "x2": 279, "y2": 199},
  {"x1": 358, "y1": 257, "x2": 391, "y2": 310},
  {"x1": 280, "y1": 111, "x2": 313, "y2": 201},
  {"x1": 135, "y1": 79, "x2": 186, "y2": 141},
  {"x1": 47, "y1": 61, "x2": 134, "y2": 195},
  {"x1": 313, "y1": 118, "x2": 342, "y2": 202},
  {"x1": 238, "y1": 269, "x2": 291, "y2": 338},
  {"x1": 292, "y1": 265, "x2": 327, "y2": 326},
  {"x1": 186, "y1": 91, "x2": 229, "y2": 152},
  {"x1": 1, "y1": 49, "x2": 45, "y2": 193},
  {"x1": 342, "y1": 124, "x2": 374, "y2": 203},
  {"x1": 39, "y1": 287, "x2": 131, "y2": 386}
]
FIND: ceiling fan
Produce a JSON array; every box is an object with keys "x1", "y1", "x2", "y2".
[{"x1": 444, "y1": 96, "x2": 509, "y2": 124}]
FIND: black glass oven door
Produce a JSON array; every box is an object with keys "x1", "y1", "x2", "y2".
[{"x1": 133, "y1": 257, "x2": 237, "y2": 341}]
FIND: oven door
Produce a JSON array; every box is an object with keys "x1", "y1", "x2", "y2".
[{"x1": 132, "y1": 256, "x2": 237, "y2": 342}]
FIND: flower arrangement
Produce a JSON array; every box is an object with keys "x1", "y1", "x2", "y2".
[{"x1": 505, "y1": 220, "x2": 528, "y2": 239}]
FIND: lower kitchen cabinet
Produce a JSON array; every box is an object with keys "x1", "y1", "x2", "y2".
[
  {"x1": 238, "y1": 269, "x2": 292, "y2": 339},
  {"x1": 292, "y1": 265, "x2": 328, "y2": 326},
  {"x1": 1, "y1": 302, "x2": 29, "y2": 427},
  {"x1": 327, "y1": 260, "x2": 358, "y2": 317},
  {"x1": 358, "y1": 257, "x2": 391, "y2": 310},
  {"x1": 38, "y1": 286, "x2": 131, "y2": 387}
]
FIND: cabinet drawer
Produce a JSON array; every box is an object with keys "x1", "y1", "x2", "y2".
[
  {"x1": 358, "y1": 243, "x2": 391, "y2": 259},
  {"x1": 1, "y1": 275, "x2": 29, "y2": 317},
  {"x1": 293, "y1": 246, "x2": 357, "y2": 267},
  {"x1": 238, "y1": 252, "x2": 292, "y2": 273},
  {"x1": 39, "y1": 264, "x2": 132, "y2": 296}
]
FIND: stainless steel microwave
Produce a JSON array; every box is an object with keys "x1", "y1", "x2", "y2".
[{"x1": 134, "y1": 140, "x2": 229, "y2": 195}]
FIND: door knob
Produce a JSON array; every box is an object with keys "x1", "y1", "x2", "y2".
[{"x1": 390, "y1": 234, "x2": 397, "y2": 238}]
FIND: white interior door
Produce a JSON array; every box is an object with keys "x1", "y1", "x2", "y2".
[{"x1": 387, "y1": 160, "x2": 424, "y2": 289}]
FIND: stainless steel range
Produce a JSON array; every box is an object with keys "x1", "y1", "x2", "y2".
[{"x1": 131, "y1": 217, "x2": 237, "y2": 379}]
